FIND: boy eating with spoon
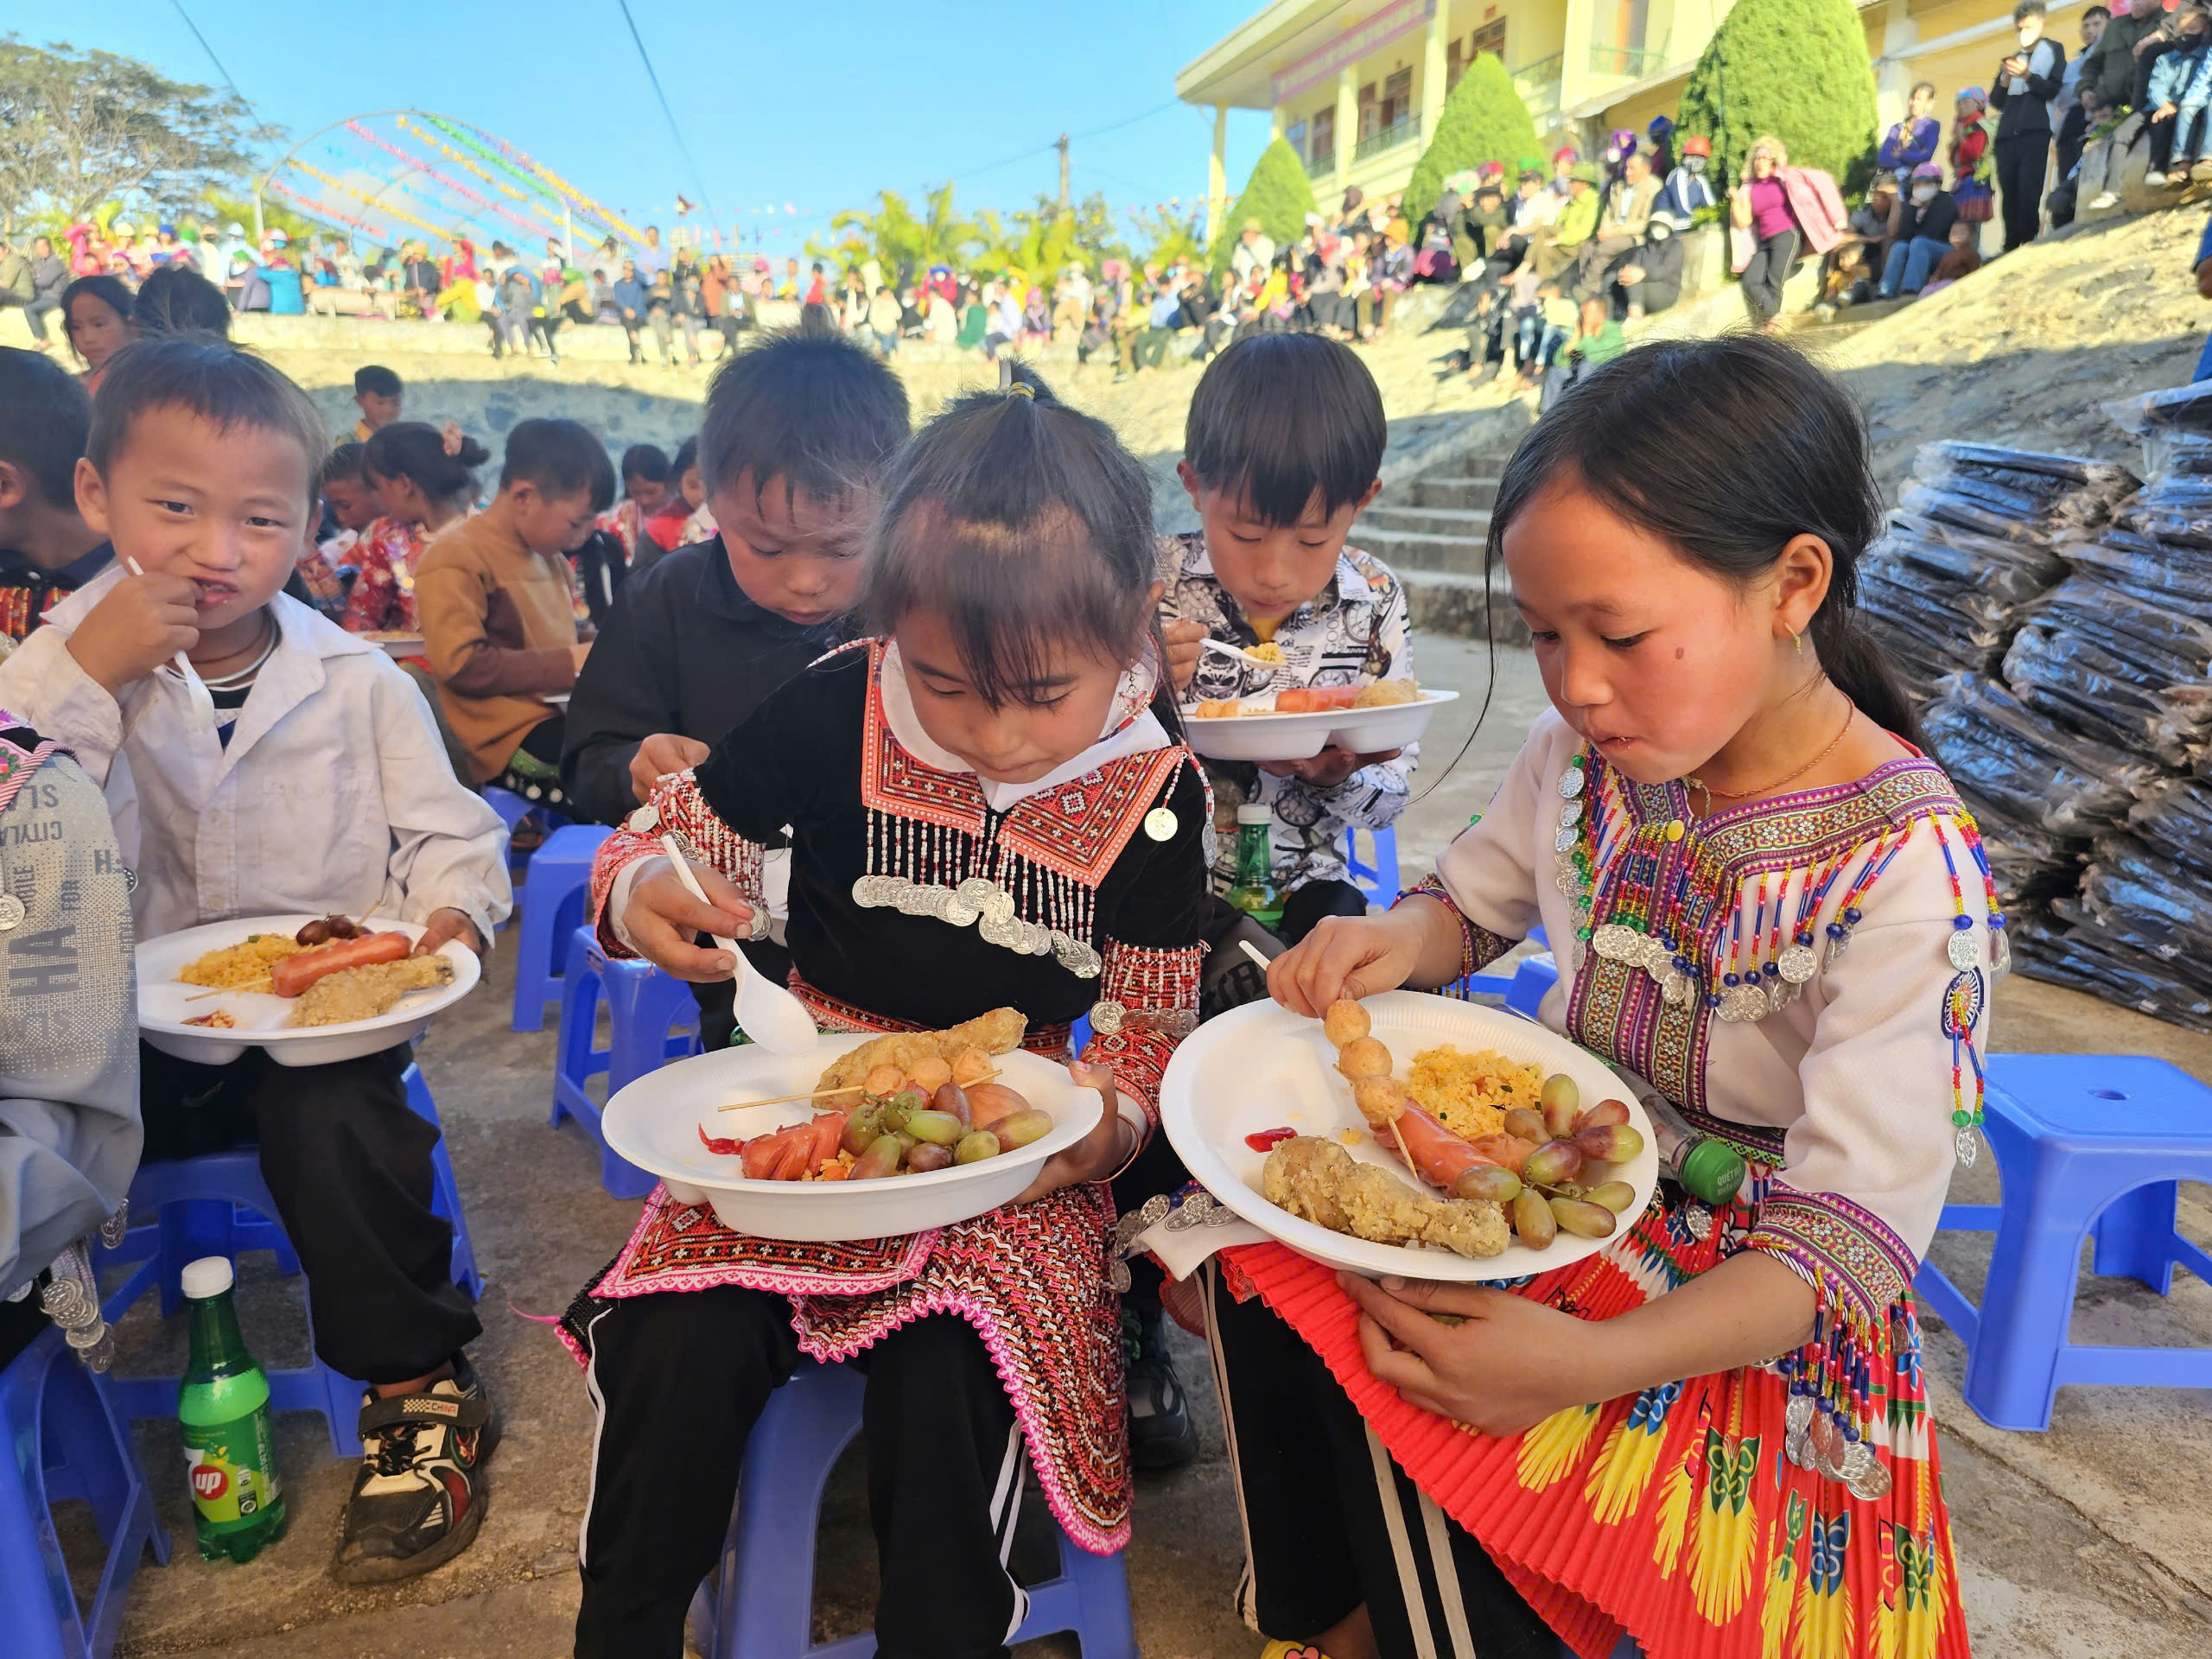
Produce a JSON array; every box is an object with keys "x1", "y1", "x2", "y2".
[{"x1": 0, "y1": 335, "x2": 512, "y2": 1585}]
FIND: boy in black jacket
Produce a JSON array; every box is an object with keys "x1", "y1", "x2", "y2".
[{"x1": 560, "y1": 329, "x2": 910, "y2": 1043}]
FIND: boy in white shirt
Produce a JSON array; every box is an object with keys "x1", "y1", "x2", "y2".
[{"x1": 0, "y1": 335, "x2": 512, "y2": 1585}]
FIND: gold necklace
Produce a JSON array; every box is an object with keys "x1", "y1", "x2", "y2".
[{"x1": 1689, "y1": 699, "x2": 1856, "y2": 814}]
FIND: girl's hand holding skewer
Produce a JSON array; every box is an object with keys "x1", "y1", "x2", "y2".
[
  {"x1": 1014, "y1": 1062, "x2": 1139, "y2": 1204},
  {"x1": 621, "y1": 855, "x2": 757, "y2": 981},
  {"x1": 1268, "y1": 899, "x2": 1464, "y2": 1016}
]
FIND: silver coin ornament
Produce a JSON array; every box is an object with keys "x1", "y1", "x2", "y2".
[
  {"x1": 1947, "y1": 930, "x2": 1980, "y2": 971},
  {"x1": 0, "y1": 892, "x2": 22, "y2": 931},
  {"x1": 1777, "y1": 943, "x2": 1818, "y2": 984},
  {"x1": 1143, "y1": 806, "x2": 1179, "y2": 842},
  {"x1": 1559, "y1": 766, "x2": 1585, "y2": 799}
]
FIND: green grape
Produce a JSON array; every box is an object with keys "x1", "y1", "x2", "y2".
[
  {"x1": 933, "y1": 1082, "x2": 974, "y2": 1128},
  {"x1": 995, "y1": 1109, "x2": 1055, "y2": 1148},
  {"x1": 850, "y1": 1134, "x2": 905, "y2": 1180},
  {"x1": 841, "y1": 1104, "x2": 884, "y2": 1157},
  {"x1": 906, "y1": 1109, "x2": 964, "y2": 1146},
  {"x1": 1521, "y1": 1139, "x2": 1586, "y2": 1187},
  {"x1": 1573, "y1": 1124, "x2": 1645, "y2": 1165},
  {"x1": 1538, "y1": 1073, "x2": 1580, "y2": 1136},
  {"x1": 1511, "y1": 1189, "x2": 1557, "y2": 1247},
  {"x1": 1586, "y1": 1180, "x2": 1637, "y2": 1213},
  {"x1": 956, "y1": 1131, "x2": 1003, "y2": 1165},
  {"x1": 906, "y1": 1143, "x2": 954, "y2": 1173},
  {"x1": 1452, "y1": 1164, "x2": 1522, "y2": 1204},
  {"x1": 1549, "y1": 1197, "x2": 1618, "y2": 1239},
  {"x1": 1503, "y1": 1107, "x2": 1548, "y2": 1146},
  {"x1": 1574, "y1": 1098, "x2": 1630, "y2": 1132}
]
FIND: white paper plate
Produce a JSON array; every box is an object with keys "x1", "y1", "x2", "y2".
[
  {"x1": 1160, "y1": 991, "x2": 1656, "y2": 1281},
  {"x1": 369, "y1": 633, "x2": 424, "y2": 658},
  {"x1": 602, "y1": 1037, "x2": 1104, "y2": 1242},
  {"x1": 137, "y1": 915, "x2": 480, "y2": 1067},
  {"x1": 1182, "y1": 690, "x2": 1459, "y2": 762}
]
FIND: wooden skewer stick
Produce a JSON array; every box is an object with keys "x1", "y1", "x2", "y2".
[
  {"x1": 184, "y1": 985, "x2": 263, "y2": 1001},
  {"x1": 716, "y1": 1068, "x2": 1003, "y2": 1115}
]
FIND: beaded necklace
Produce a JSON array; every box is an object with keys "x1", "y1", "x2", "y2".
[{"x1": 1932, "y1": 815, "x2": 1990, "y2": 1166}]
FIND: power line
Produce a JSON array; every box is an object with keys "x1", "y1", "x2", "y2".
[
  {"x1": 617, "y1": 0, "x2": 719, "y2": 226},
  {"x1": 168, "y1": 0, "x2": 278, "y2": 143}
]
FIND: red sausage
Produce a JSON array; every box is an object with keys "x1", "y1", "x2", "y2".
[
  {"x1": 807, "y1": 1113, "x2": 847, "y2": 1173},
  {"x1": 270, "y1": 931, "x2": 411, "y2": 998}
]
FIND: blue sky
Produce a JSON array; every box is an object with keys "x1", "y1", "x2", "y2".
[{"x1": 48, "y1": 2, "x2": 1276, "y2": 249}]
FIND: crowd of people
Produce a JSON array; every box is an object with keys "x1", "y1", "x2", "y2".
[{"x1": 0, "y1": 295, "x2": 1999, "y2": 1659}]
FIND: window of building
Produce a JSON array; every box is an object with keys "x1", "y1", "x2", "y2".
[
  {"x1": 1357, "y1": 81, "x2": 1378, "y2": 141},
  {"x1": 1309, "y1": 105, "x2": 1335, "y2": 168},
  {"x1": 1471, "y1": 19, "x2": 1508, "y2": 62},
  {"x1": 1381, "y1": 67, "x2": 1412, "y2": 129}
]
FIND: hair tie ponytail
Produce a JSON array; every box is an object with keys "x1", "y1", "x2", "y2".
[{"x1": 1004, "y1": 381, "x2": 1035, "y2": 400}]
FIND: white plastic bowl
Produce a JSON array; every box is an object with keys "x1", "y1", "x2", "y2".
[
  {"x1": 1182, "y1": 690, "x2": 1459, "y2": 762},
  {"x1": 1160, "y1": 990, "x2": 1657, "y2": 1281},
  {"x1": 602, "y1": 1037, "x2": 1103, "y2": 1242},
  {"x1": 137, "y1": 914, "x2": 480, "y2": 1067}
]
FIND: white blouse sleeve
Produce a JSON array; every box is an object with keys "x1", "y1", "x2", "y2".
[{"x1": 1746, "y1": 814, "x2": 1990, "y2": 1319}]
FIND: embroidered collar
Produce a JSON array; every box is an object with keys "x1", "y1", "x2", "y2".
[{"x1": 874, "y1": 639, "x2": 1169, "y2": 814}]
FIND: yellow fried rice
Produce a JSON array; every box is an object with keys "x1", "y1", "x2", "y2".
[{"x1": 1403, "y1": 1045, "x2": 1548, "y2": 1141}]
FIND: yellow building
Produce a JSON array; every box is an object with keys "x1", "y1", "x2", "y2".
[{"x1": 1179, "y1": 0, "x2": 2104, "y2": 238}]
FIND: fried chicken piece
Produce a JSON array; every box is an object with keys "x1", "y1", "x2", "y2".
[
  {"x1": 816, "y1": 1007, "x2": 1030, "y2": 1094},
  {"x1": 1262, "y1": 1136, "x2": 1508, "y2": 1260},
  {"x1": 287, "y1": 955, "x2": 454, "y2": 1027}
]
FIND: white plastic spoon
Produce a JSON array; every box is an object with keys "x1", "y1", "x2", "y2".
[
  {"x1": 1201, "y1": 637, "x2": 1284, "y2": 669},
  {"x1": 656, "y1": 833, "x2": 818, "y2": 1053}
]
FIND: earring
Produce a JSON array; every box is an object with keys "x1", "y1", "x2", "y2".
[{"x1": 1789, "y1": 626, "x2": 1802, "y2": 656}]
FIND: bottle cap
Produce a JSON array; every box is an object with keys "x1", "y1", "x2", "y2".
[
  {"x1": 181, "y1": 1256, "x2": 234, "y2": 1300},
  {"x1": 1236, "y1": 803, "x2": 1273, "y2": 825},
  {"x1": 1677, "y1": 1139, "x2": 1745, "y2": 1208}
]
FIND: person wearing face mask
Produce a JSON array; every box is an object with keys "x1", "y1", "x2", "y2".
[
  {"x1": 1656, "y1": 134, "x2": 1719, "y2": 226},
  {"x1": 1609, "y1": 213, "x2": 1684, "y2": 319},
  {"x1": 2144, "y1": 3, "x2": 2212, "y2": 188},
  {"x1": 1989, "y1": 1, "x2": 2066, "y2": 251},
  {"x1": 1878, "y1": 164, "x2": 1961, "y2": 299}
]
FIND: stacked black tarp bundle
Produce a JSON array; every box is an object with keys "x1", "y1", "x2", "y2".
[{"x1": 1859, "y1": 442, "x2": 2137, "y2": 691}]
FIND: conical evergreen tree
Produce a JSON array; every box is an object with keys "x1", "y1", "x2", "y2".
[
  {"x1": 1676, "y1": 0, "x2": 1879, "y2": 190},
  {"x1": 1209, "y1": 137, "x2": 1318, "y2": 271},
  {"x1": 1402, "y1": 54, "x2": 1541, "y2": 225}
]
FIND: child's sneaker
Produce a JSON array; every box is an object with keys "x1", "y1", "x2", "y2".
[
  {"x1": 330, "y1": 1356, "x2": 499, "y2": 1585},
  {"x1": 2145, "y1": 169, "x2": 2171, "y2": 187},
  {"x1": 1123, "y1": 1304, "x2": 1199, "y2": 1471}
]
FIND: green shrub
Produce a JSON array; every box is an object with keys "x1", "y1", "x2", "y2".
[
  {"x1": 1676, "y1": 0, "x2": 1878, "y2": 192},
  {"x1": 1209, "y1": 137, "x2": 1317, "y2": 270},
  {"x1": 1402, "y1": 54, "x2": 1541, "y2": 225}
]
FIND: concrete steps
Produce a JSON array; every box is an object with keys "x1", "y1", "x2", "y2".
[
  {"x1": 1371, "y1": 451, "x2": 1518, "y2": 638},
  {"x1": 1408, "y1": 474, "x2": 1502, "y2": 510}
]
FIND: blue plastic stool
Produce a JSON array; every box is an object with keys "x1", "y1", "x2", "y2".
[
  {"x1": 483, "y1": 785, "x2": 534, "y2": 837},
  {"x1": 94, "y1": 1064, "x2": 480, "y2": 1459},
  {"x1": 1344, "y1": 824, "x2": 1402, "y2": 908},
  {"x1": 1, "y1": 1325, "x2": 171, "y2": 1659},
  {"x1": 698, "y1": 1360, "x2": 1137, "y2": 1659},
  {"x1": 1915, "y1": 1053, "x2": 2212, "y2": 1430},
  {"x1": 551, "y1": 925, "x2": 700, "y2": 1200},
  {"x1": 1451, "y1": 923, "x2": 1560, "y2": 1020},
  {"x1": 512, "y1": 823, "x2": 613, "y2": 1032}
]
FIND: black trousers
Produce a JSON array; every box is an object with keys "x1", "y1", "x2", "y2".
[
  {"x1": 1205, "y1": 1267, "x2": 1557, "y2": 1659},
  {"x1": 575, "y1": 1287, "x2": 1025, "y2": 1658},
  {"x1": 138, "y1": 1041, "x2": 479, "y2": 1383},
  {"x1": 2150, "y1": 107, "x2": 2210, "y2": 173},
  {"x1": 1738, "y1": 228, "x2": 1799, "y2": 325},
  {"x1": 1994, "y1": 133, "x2": 2050, "y2": 251}
]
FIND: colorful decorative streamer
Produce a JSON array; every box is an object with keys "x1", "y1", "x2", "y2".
[
  {"x1": 428, "y1": 115, "x2": 648, "y2": 245},
  {"x1": 346, "y1": 121, "x2": 543, "y2": 239},
  {"x1": 266, "y1": 181, "x2": 389, "y2": 243},
  {"x1": 289, "y1": 160, "x2": 452, "y2": 238}
]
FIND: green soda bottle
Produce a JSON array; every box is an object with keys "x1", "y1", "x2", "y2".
[
  {"x1": 1226, "y1": 803, "x2": 1283, "y2": 928},
  {"x1": 178, "y1": 1255, "x2": 288, "y2": 1563}
]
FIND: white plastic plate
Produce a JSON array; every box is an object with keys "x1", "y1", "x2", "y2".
[
  {"x1": 1182, "y1": 690, "x2": 1459, "y2": 762},
  {"x1": 602, "y1": 1037, "x2": 1103, "y2": 1242},
  {"x1": 137, "y1": 915, "x2": 480, "y2": 1067},
  {"x1": 1160, "y1": 990, "x2": 1656, "y2": 1281}
]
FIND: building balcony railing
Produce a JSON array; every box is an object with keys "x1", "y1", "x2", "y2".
[
  {"x1": 1353, "y1": 113, "x2": 1421, "y2": 163},
  {"x1": 1589, "y1": 44, "x2": 1668, "y2": 80},
  {"x1": 1512, "y1": 54, "x2": 1564, "y2": 123},
  {"x1": 1306, "y1": 146, "x2": 1335, "y2": 177}
]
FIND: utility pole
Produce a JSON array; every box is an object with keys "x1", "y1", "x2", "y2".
[{"x1": 1055, "y1": 133, "x2": 1071, "y2": 214}]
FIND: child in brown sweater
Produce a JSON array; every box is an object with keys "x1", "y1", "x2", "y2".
[{"x1": 416, "y1": 418, "x2": 613, "y2": 805}]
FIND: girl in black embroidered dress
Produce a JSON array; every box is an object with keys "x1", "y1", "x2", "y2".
[{"x1": 566, "y1": 367, "x2": 1210, "y2": 1658}]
